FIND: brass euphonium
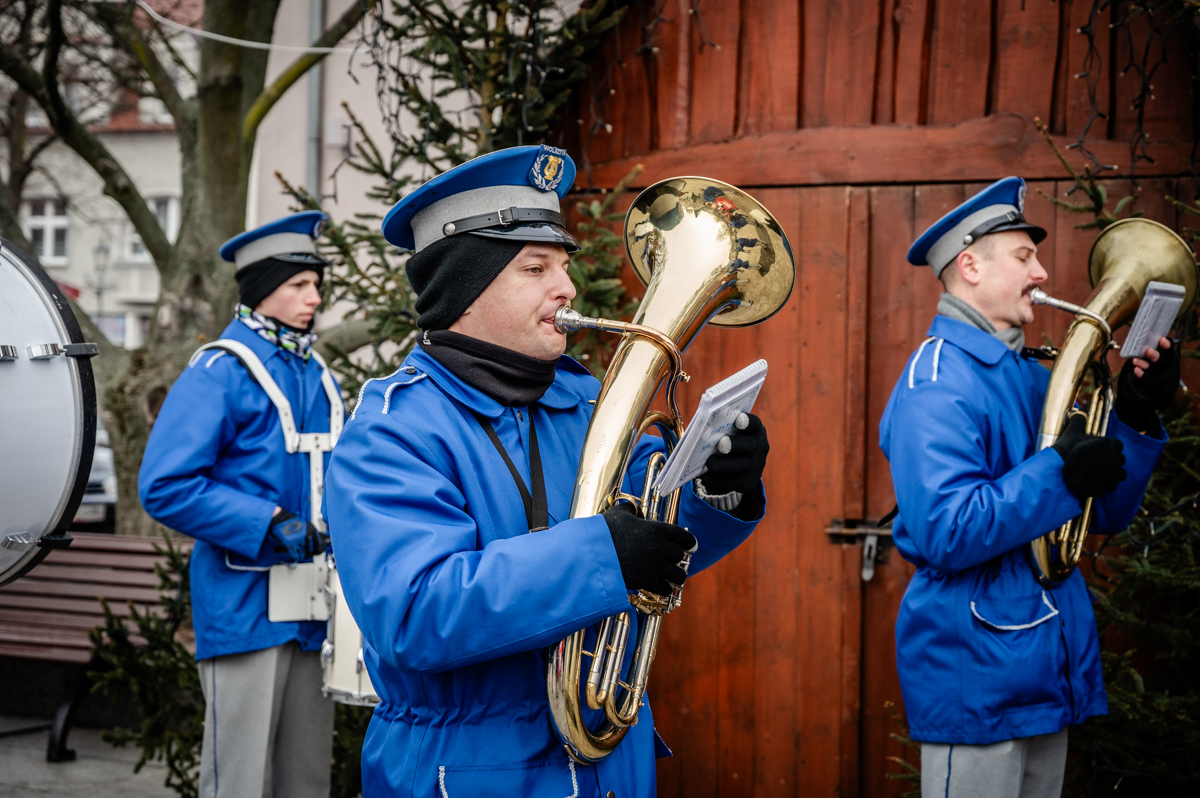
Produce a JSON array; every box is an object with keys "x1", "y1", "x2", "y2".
[
  {"x1": 546, "y1": 177, "x2": 795, "y2": 763},
  {"x1": 1029, "y1": 217, "x2": 1197, "y2": 587}
]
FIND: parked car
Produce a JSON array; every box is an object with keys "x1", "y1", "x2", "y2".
[{"x1": 72, "y1": 417, "x2": 117, "y2": 534}]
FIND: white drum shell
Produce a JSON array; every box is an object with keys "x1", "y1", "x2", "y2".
[
  {"x1": 322, "y1": 555, "x2": 380, "y2": 706},
  {"x1": 0, "y1": 241, "x2": 94, "y2": 585}
]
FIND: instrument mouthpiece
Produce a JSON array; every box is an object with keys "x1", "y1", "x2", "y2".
[
  {"x1": 1030, "y1": 288, "x2": 1051, "y2": 305},
  {"x1": 554, "y1": 305, "x2": 584, "y2": 333}
]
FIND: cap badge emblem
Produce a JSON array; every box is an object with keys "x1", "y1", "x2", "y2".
[
  {"x1": 1017, "y1": 181, "x2": 1027, "y2": 214},
  {"x1": 312, "y1": 216, "x2": 326, "y2": 238},
  {"x1": 529, "y1": 146, "x2": 569, "y2": 192}
]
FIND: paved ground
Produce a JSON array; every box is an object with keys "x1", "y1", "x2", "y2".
[{"x1": 0, "y1": 717, "x2": 173, "y2": 797}]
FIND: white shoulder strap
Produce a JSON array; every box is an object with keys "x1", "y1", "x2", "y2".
[
  {"x1": 190, "y1": 340, "x2": 301, "y2": 453},
  {"x1": 190, "y1": 339, "x2": 344, "y2": 530},
  {"x1": 309, "y1": 349, "x2": 344, "y2": 445}
]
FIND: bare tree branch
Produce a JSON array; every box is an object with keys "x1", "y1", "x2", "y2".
[
  {"x1": 153, "y1": 16, "x2": 196, "y2": 83},
  {"x1": 0, "y1": 179, "x2": 35, "y2": 253},
  {"x1": 0, "y1": 0, "x2": 173, "y2": 267},
  {"x1": 90, "y1": 1, "x2": 195, "y2": 133},
  {"x1": 240, "y1": 0, "x2": 375, "y2": 147},
  {"x1": 311, "y1": 317, "x2": 375, "y2": 362}
]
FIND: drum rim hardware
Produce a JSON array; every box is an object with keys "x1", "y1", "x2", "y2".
[{"x1": 0, "y1": 238, "x2": 97, "y2": 586}]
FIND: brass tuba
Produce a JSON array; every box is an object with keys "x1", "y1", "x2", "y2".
[
  {"x1": 546, "y1": 177, "x2": 795, "y2": 763},
  {"x1": 1029, "y1": 218, "x2": 1197, "y2": 587}
]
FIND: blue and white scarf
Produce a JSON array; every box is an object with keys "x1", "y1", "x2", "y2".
[{"x1": 235, "y1": 303, "x2": 317, "y2": 360}]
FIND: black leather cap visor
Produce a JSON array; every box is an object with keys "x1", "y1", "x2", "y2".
[
  {"x1": 964, "y1": 210, "x2": 1047, "y2": 247},
  {"x1": 468, "y1": 222, "x2": 580, "y2": 253}
]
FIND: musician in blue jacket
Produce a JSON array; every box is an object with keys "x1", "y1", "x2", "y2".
[
  {"x1": 139, "y1": 212, "x2": 343, "y2": 798},
  {"x1": 324, "y1": 146, "x2": 770, "y2": 798},
  {"x1": 879, "y1": 178, "x2": 1177, "y2": 798}
]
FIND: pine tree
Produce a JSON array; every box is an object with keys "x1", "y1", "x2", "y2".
[{"x1": 1066, "y1": 324, "x2": 1200, "y2": 795}]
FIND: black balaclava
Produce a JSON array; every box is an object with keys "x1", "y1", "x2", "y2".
[
  {"x1": 420, "y1": 330, "x2": 558, "y2": 406},
  {"x1": 405, "y1": 235, "x2": 527, "y2": 331},
  {"x1": 236, "y1": 255, "x2": 326, "y2": 313}
]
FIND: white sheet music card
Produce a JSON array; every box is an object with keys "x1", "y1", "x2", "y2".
[
  {"x1": 652, "y1": 359, "x2": 768, "y2": 497},
  {"x1": 1119, "y1": 281, "x2": 1185, "y2": 358}
]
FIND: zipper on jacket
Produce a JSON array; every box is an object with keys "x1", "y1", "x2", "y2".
[{"x1": 1047, "y1": 591, "x2": 1078, "y2": 720}]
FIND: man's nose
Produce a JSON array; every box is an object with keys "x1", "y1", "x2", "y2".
[
  {"x1": 554, "y1": 264, "x2": 577, "y2": 302},
  {"x1": 305, "y1": 285, "x2": 322, "y2": 305},
  {"x1": 1030, "y1": 256, "x2": 1048, "y2": 283}
]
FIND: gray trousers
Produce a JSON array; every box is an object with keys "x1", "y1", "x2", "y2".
[
  {"x1": 197, "y1": 642, "x2": 335, "y2": 798},
  {"x1": 921, "y1": 729, "x2": 1068, "y2": 798}
]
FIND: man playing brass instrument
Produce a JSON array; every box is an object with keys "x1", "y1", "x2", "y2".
[
  {"x1": 879, "y1": 178, "x2": 1178, "y2": 798},
  {"x1": 324, "y1": 146, "x2": 769, "y2": 797}
]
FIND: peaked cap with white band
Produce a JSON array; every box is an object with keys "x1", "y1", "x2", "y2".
[
  {"x1": 219, "y1": 210, "x2": 329, "y2": 272},
  {"x1": 382, "y1": 145, "x2": 579, "y2": 253},
  {"x1": 908, "y1": 177, "x2": 1047, "y2": 278}
]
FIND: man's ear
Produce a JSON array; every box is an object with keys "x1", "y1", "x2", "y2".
[{"x1": 953, "y1": 248, "x2": 983, "y2": 287}]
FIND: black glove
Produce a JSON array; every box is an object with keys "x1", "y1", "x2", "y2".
[
  {"x1": 603, "y1": 503, "x2": 696, "y2": 597},
  {"x1": 1051, "y1": 415, "x2": 1127, "y2": 499},
  {"x1": 698, "y1": 413, "x2": 769, "y2": 496},
  {"x1": 1115, "y1": 339, "x2": 1180, "y2": 432},
  {"x1": 267, "y1": 510, "x2": 329, "y2": 563}
]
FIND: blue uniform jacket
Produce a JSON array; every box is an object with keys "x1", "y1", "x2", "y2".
[
  {"x1": 139, "y1": 320, "x2": 339, "y2": 660},
  {"x1": 325, "y1": 345, "x2": 763, "y2": 798},
  {"x1": 879, "y1": 315, "x2": 1165, "y2": 745}
]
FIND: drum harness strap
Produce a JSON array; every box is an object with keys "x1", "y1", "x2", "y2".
[{"x1": 189, "y1": 339, "x2": 344, "y2": 544}]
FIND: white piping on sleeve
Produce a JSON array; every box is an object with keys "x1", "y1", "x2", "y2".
[
  {"x1": 908, "y1": 337, "x2": 936, "y2": 389},
  {"x1": 205, "y1": 351, "x2": 228, "y2": 368},
  {"x1": 382, "y1": 374, "x2": 428, "y2": 414},
  {"x1": 931, "y1": 338, "x2": 945, "y2": 382},
  {"x1": 350, "y1": 365, "x2": 406, "y2": 421},
  {"x1": 971, "y1": 591, "x2": 1060, "y2": 631}
]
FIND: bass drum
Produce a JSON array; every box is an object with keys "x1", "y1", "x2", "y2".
[
  {"x1": 321, "y1": 554, "x2": 380, "y2": 706},
  {"x1": 0, "y1": 238, "x2": 97, "y2": 586}
]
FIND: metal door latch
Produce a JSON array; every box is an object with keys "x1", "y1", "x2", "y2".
[{"x1": 826, "y1": 518, "x2": 894, "y2": 583}]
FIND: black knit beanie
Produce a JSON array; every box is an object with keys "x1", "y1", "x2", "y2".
[
  {"x1": 405, "y1": 235, "x2": 527, "y2": 331},
  {"x1": 236, "y1": 256, "x2": 326, "y2": 312}
]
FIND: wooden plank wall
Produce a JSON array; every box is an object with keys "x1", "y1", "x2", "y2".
[
  {"x1": 557, "y1": 1, "x2": 1195, "y2": 794},
  {"x1": 564, "y1": 0, "x2": 1193, "y2": 184},
  {"x1": 572, "y1": 179, "x2": 1185, "y2": 797}
]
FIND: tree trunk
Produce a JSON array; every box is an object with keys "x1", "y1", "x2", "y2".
[{"x1": 105, "y1": 1, "x2": 281, "y2": 535}]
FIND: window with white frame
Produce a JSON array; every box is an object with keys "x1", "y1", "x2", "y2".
[
  {"x1": 127, "y1": 195, "x2": 179, "y2": 261},
  {"x1": 23, "y1": 198, "x2": 70, "y2": 266}
]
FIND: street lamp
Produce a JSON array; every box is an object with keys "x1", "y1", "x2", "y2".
[{"x1": 92, "y1": 239, "x2": 110, "y2": 318}]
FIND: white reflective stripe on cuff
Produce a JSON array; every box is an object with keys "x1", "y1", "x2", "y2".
[
  {"x1": 224, "y1": 552, "x2": 270, "y2": 572},
  {"x1": 694, "y1": 479, "x2": 743, "y2": 512},
  {"x1": 970, "y1": 590, "x2": 1060, "y2": 631}
]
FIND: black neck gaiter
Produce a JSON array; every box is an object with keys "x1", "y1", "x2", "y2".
[{"x1": 420, "y1": 330, "x2": 558, "y2": 407}]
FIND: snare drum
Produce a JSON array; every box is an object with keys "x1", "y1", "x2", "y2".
[{"x1": 321, "y1": 553, "x2": 379, "y2": 706}]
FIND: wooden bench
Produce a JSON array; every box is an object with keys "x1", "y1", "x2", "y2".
[{"x1": 0, "y1": 532, "x2": 192, "y2": 761}]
